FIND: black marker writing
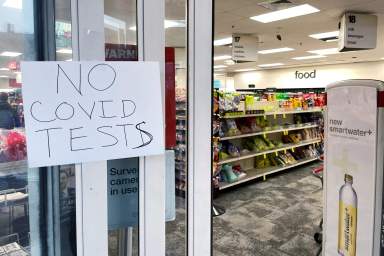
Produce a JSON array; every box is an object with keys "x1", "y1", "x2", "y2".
[
  {"x1": 57, "y1": 64, "x2": 82, "y2": 95},
  {"x1": 30, "y1": 101, "x2": 56, "y2": 123},
  {"x1": 99, "y1": 100, "x2": 117, "y2": 119},
  {"x1": 121, "y1": 100, "x2": 136, "y2": 118},
  {"x1": 69, "y1": 127, "x2": 93, "y2": 151},
  {"x1": 88, "y1": 63, "x2": 116, "y2": 91},
  {"x1": 116, "y1": 123, "x2": 134, "y2": 146},
  {"x1": 78, "y1": 102, "x2": 96, "y2": 120},
  {"x1": 97, "y1": 126, "x2": 119, "y2": 147},
  {"x1": 133, "y1": 121, "x2": 153, "y2": 149},
  {"x1": 55, "y1": 102, "x2": 75, "y2": 121},
  {"x1": 35, "y1": 127, "x2": 63, "y2": 157}
]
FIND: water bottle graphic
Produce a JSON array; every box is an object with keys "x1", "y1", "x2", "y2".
[{"x1": 338, "y1": 174, "x2": 357, "y2": 256}]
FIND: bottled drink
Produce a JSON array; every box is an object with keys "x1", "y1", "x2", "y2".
[{"x1": 338, "y1": 174, "x2": 357, "y2": 256}]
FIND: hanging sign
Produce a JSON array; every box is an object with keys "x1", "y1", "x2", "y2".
[
  {"x1": 21, "y1": 61, "x2": 164, "y2": 168},
  {"x1": 232, "y1": 34, "x2": 258, "y2": 62},
  {"x1": 339, "y1": 13, "x2": 378, "y2": 52}
]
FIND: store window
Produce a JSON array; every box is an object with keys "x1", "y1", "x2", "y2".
[{"x1": 0, "y1": 0, "x2": 36, "y2": 253}]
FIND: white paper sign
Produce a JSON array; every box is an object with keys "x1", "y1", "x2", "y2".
[
  {"x1": 325, "y1": 82, "x2": 378, "y2": 255},
  {"x1": 21, "y1": 61, "x2": 164, "y2": 168}
]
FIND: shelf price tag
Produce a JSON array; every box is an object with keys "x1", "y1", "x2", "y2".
[
  {"x1": 263, "y1": 175, "x2": 266, "y2": 181},
  {"x1": 263, "y1": 115, "x2": 267, "y2": 120},
  {"x1": 263, "y1": 133, "x2": 267, "y2": 138},
  {"x1": 283, "y1": 114, "x2": 286, "y2": 119},
  {"x1": 291, "y1": 147, "x2": 295, "y2": 152},
  {"x1": 273, "y1": 113, "x2": 277, "y2": 119},
  {"x1": 284, "y1": 149, "x2": 287, "y2": 154},
  {"x1": 275, "y1": 151, "x2": 278, "y2": 156},
  {"x1": 263, "y1": 154, "x2": 267, "y2": 159}
]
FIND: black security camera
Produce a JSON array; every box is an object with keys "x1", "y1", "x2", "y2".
[{"x1": 276, "y1": 34, "x2": 282, "y2": 41}]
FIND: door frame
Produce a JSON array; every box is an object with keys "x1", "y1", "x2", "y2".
[
  {"x1": 70, "y1": 0, "x2": 213, "y2": 255},
  {"x1": 187, "y1": 0, "x2": 213, "y2": 255}
]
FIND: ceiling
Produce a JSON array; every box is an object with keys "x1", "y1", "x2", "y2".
[{"x1": 213, "y1": 0, "x2": 384, "y2": 73}]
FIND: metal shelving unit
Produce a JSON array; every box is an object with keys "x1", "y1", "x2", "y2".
[{"x1": 219, "y1": 157, "x2": 318, "y2": 190}]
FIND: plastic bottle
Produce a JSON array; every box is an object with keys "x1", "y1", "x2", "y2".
[{"x1": 338, "y1": 174, "x2": 357, "y2": 256}]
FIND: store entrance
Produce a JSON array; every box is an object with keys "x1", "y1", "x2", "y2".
[{"x1": 212, "y1": 0, "x2": 384, "y2": 255}]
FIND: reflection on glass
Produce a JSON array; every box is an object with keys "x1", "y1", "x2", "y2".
[
  {"x1": 0, "y1": 0, "x2": 36, "y2": 253},
  {"x1": 165, "y1": 0, "x2": 188, "y2": 255},
  {"x1": 104, "y1": 1, "x2": 139, "y2": 255}
]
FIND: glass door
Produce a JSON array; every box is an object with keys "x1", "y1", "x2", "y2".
[{"x1": 71, "y1": 0, "x2": 167, "y2": 255}]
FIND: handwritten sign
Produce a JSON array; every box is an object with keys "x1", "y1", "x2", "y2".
[{"x1": 21, "y1": 61, "x2": 164, "y2": 168}]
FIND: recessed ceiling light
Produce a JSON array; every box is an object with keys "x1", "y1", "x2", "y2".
[
  {"x1": 214, "y1": 65, "x2": 227, "y2": 69},
  {"x1": 0, "y1": 75, "x2": 9, "y2": 78},
  {"x1": 65, "y1": 59, "x2": 72, "y2": 61},
  {"x1": 258, "y1": 63, "x2": 284, "y2": 68},
  {"x1": 214, "y1": 55, "x2": 232, "y2": 61},
  {"x1": 292, "y1": 55, "x2": 327, "y2": 60},
  {"x1": 250, "y1": 4, "x2": 320, "y2": 23},
  {"x1": 3, "y1": 0, "x2": 22, "y2": 9},
  {"x1": 214, "y1": 37, "x2": 232, "y2": 46},
  {"x1": 0, "y1": 51, "x2": 22, "y2": 57},
  {"x1": 258, "y1": 47, "x2": 294, "y2": 54},
  {"x1": 56, "y1": 49, "x2": 73, "y2": 54},
  {"x1": 215, "y1": 69, "x2": 226, "y2": 72},
  {"x1": 234, "y1": 68, "x2": 257, "y2": 72},
  {"x1": 0, "y1": 68, "x2": 9, "y2": 71},
  {"x1": 307, "y1": 48, "x2": 339, "y2": 55},
  {"x1": 129, "y1": 26, "x2": 137, "y2": 31},
  {"x1": 309, "y1": 31, "x2": 339, "y2": 40}
]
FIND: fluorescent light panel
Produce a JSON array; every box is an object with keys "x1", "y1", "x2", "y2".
[
  {"x1": 292, "y1": 55, "x2": 326, "y2": 60},
  {"x1": 214, "y1": 37, "x2": 232, "y2": 46},
  {"x1": 56, "y1": 49, "x2": 73, "y2": 54},
  {"x1": 258, "y1": 47, "x2": 294, "y2": 54},
  {"x1": 307, "y1": 48, "x2": 339, "y2": 55},
  {"x1": 258, "y1": 63, "x2": 284, "y2": 68},
  {"x1": 0, "y1": 75, "x2": 9, "y2": 78},
  {"x1": 0, "y1": 51, "x2": 22, "y2": 57},
  {"x1": 214, "y1": 55, "x2": 232, "y2": 61},
  {"x1": 214, "y1": 65, "x2": 227, "y2": 69},
  {"x1": 0, "y1": 68, "x2": 9, "y2": 71},
  {"x1": 309, "y1": 31, "x2": 339, "y2": 39},
  {"x1": 250, "y1": 4, "x2": 320, "y2": 23}
]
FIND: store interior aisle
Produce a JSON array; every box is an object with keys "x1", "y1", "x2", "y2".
[{"x1": 166, "y1": 162, "x2": 322, "y2": 256}]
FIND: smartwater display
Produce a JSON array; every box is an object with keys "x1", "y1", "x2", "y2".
[{"x1": 324, "y1": 80, "x2": 384, "y2": 256}]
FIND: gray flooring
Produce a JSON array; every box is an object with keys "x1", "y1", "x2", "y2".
[{"x1": 166, "y1": 162, "x2": 323, "y2": 256}]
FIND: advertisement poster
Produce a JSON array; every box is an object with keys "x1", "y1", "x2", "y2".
[{"x1": 325, "y1": 84, "x2": 378, "y2": 255}]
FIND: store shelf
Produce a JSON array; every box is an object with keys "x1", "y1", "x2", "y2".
[
  {"x1": 218, "y1": 138, "x2": 321, "y2": 165},
  {"x1": 221, "y1": 107, "x2": 323, "y2": 119},
  {"x1": 219, "y1": 157, "x2": 318, "y2": 190},
  {"x1": 220, "y1": 123, "x2": 318, "y2": 141}
]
